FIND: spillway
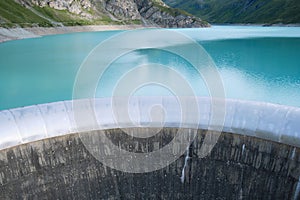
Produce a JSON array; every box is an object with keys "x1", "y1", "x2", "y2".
[{"x1": 0, "y1": 96, "x2": 299, "y2": 199}]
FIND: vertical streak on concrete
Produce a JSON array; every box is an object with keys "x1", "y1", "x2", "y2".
[
  {"x1": 294, "y1": 176, "x2": 300, "y2": 200},
  {"x1": 291, "y1": 147, "x2": 296, "y2": 160},
  {"x1": 37, "y1": 105, "x2": 49, "y2": 138},
  {"x1": 8, "y1": 109, "x2": 23, "y2": 143},
  {"x1": 111, "y1": 171, "x2": 121, "y2": 199},
  {"x1": 242, "y1": 144, "x2": 245, "y2": 156},
  {"x1": 180, "y1": 129, "x2": 193, "y2": 184},
  {"x1": 181, "y1": 145, "x2": 190, "y2": 183},
  {"x1": 240, "y1": 143, "x2": 246, "y2": 199},
  {"x1": 239, "y1": 167, "x2": 244, "y2": 200}
]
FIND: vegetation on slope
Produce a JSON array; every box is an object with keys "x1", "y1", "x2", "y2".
[
  {"x1": 163, "y1": 0, "x2": 300, "y2": 24},
  {"x1": 0, "y1": 0, "x2": 140, "y2": 28},
  {"x1": 151, "y1": 0, "x2": 192, "y2": 17},
  {"x1": 0, "y1": 0, "x2": 51, "y2": 27},
  {"x1": 32, "y1": 6, "x2": 120, "y2": 26},
  {"x1": 0, "y1": 0, "x2": 206, "y2": 28}
]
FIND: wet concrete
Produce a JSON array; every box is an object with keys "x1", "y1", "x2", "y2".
[{"x1": 0, "y1": 128, "x2": 299, "y2": 199}]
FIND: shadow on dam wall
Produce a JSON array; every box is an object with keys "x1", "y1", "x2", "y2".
[{"x1": 0, "y1": 128, "x2": 299, "y2": 199}]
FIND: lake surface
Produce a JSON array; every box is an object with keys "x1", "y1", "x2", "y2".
[{"x1": 0, "y1": 26, "x2": 300, "y2": 110}]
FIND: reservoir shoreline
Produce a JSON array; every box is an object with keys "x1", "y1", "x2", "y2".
[
  {"x1": 0, "y1": 24, "x2": 148, "y2": 43},
  {"x1": 1, "y1": 23, "x2": 299, "y2": 43}
]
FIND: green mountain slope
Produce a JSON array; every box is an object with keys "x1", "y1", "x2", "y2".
[
  {"x1": 0, "y1": 0, "x2": 123, "y2": 28},
  {"x1": 163, "y1": 0, "x2": 300, "y2": 24},
  {"x1": 0, "y1": 0, "x2": 51, "y2": 27},
  {"x1": 0, "y1": 0, "x2": 208, "y2": 28}
]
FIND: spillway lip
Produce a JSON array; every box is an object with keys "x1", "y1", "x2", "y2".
[{"x1": 0, "y1": 96, "x2": 299, "y2": 150}]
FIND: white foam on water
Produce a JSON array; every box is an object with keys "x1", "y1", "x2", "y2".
[
  {"x1": 176, "y1": 26, "x2": 300, "y2": 41},
  {"x1": 0, "y1": 97, "x2": 299, "y2": 150}
]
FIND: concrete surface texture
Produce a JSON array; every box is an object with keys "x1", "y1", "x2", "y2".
[{"x1": 0, "y1": 128, "x2": 299, "y2": 199}]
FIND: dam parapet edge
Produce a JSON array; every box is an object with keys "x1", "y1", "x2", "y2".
[{"x1": 0, "y1": 96, "x2": 300, "y2": 150}]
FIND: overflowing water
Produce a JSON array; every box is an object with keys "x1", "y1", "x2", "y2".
[{"x1": 180, "y1": 145, "x2": 190, "y2": 183}]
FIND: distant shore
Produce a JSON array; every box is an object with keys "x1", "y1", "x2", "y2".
[
  {"x1": 211, "y1": 23, "x2": 300, "y2": 27},
  {"x1": 1, "y1": 23, "x2": 299, "y2": 43},
  {"x1": 0, "y1": 24, "x2": 147, "y2": 43}
]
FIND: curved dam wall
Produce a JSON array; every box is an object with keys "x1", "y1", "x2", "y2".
[
  {"x1": 0, "y1": 96, "x2": 300, "y2": 150},
  {"x1": 0, "y1": 128, "x2": 299, "y2": 199},
  {"x1": 0, "y1": 96, "x2": 300, "y2": 199}
]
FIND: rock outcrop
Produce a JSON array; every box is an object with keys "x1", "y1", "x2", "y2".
[
  {"x1": 8, "y1": 0, "x2": 209, "y2": 28},
  {"x1": 19, "y1": 0, "x2": 94, "y2": 18},
  {"x1": 135, "y1": 0, "x2": 208, "y2": 28},
  {"x1": 104, "y1": 0, "x2": 141, "y2": 20},
  {"x1": 101, "y1": 0, "x2": 209, "y2": 28}
]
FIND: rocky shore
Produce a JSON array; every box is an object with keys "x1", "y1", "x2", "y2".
[{"x1": 0, "y1": 24, "x2": 146, "y2": 43}]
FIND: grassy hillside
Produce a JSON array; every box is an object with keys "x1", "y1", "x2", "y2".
[
  {"x1": 163, "y1": 0, "x2": 300, "y2": 24},
  {"x1": 0, "y1": 0, "x2": 207, "y2": 28},
  {"x1": 0, "y1": 0, "x2": 51, "y2": 27},
  {"x1": 0, "y1": 0, "x2": 128, "y2": 28}
]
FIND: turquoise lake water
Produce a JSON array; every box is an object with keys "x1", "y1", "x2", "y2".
[{"x1": 0, "y1": 26, "x2": 300, "y2": 110}]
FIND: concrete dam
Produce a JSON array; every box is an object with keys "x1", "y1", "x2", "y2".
[{"x1": 0, "y1": 97, "x2": 299, "y2": 199}]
